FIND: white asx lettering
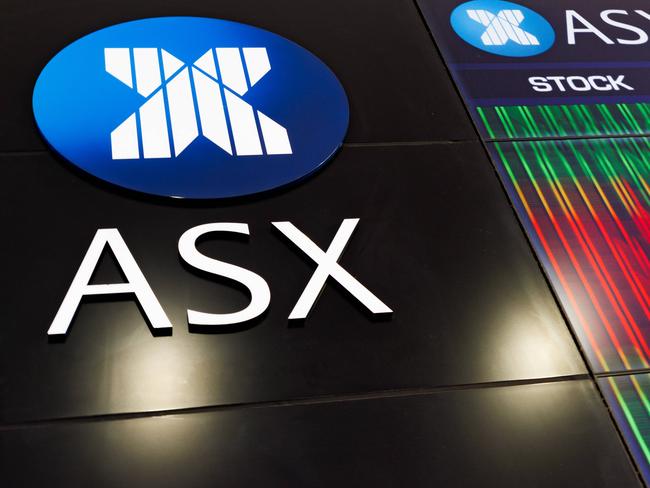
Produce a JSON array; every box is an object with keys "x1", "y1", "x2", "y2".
[
  {"x1": 566, "y1": 10, "x2": 650, "y2": 45},
  {"x1": 48, "y1": 220, "x2": 391, "y2": 337}
]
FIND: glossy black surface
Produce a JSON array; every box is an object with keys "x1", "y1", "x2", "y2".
[
  {"x1": 0, "y1": 143, "x2": 585, "y2": 422},
  {"x1": 2, "y1": 0, "x2": 643, "y2": 483},
  {"x1": 0, "y1": 0, "x2": 474, "y2": 151},
  {"x1": 0, "y1": 380, "x2": 639, "y2": 487}
]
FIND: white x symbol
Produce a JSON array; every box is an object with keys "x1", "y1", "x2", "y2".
[
  {"x1": 105, "y1": 47, "x2": 292, "y2": 160},
  {"x1": 467, "y1": 9, "x2": 539, "y2": 46},
  {"x1": 273, "y1": 219, "x2": 393, "y2": 320}
]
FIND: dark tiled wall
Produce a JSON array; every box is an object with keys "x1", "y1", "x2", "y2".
[{"x1": 0, "y1": 0, "x2": 641, "y2": 486}]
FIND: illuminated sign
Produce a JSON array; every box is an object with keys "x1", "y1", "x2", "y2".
[
  {"x1": 32, "y1": 17, "x2": 349, "y2": 198},
  {"x1": 421, "y1": 0, "x2": 650, "y2": 478}
]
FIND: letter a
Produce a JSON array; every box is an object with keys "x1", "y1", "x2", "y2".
[{"x1": 48, "y1": 229, "x2": 172, "y2": 336}]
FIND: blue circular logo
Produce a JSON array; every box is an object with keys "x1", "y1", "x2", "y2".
[
  {"x1": 450, "y1": 0, "x2": 554, "y2": 57},
  {"x1": 33, "y1": 17, "x2": 349, "y2": 199}
]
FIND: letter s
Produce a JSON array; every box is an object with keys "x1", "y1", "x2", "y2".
[
  {"x1": 178, "y1": 223, "x2": 271, "y2": 326},
  {"x1": 529, "y1": 76, "x2": 552, "y2": 92}
]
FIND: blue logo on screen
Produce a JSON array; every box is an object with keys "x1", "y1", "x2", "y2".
[
  {"x1": 33, "y1": 17, "x2": 349, "y2": 199},
  {"x1": 450, "y1": 0, "x2": 554, "y2": 57}
]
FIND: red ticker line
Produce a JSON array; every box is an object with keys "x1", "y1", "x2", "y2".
[
  {"x1": 494, "y1": 142, "x2": 610, "y2": 371},
  {"x1": 494, "y1": 138, "x2": 650, "y2": 373},
  {"x1": 544, "y1": 144, "x2": 650, "y2": 366},
  {"x1": 524, "y1": 142, "x2": 634, "y2": 370}
]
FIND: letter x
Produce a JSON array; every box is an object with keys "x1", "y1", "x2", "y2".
[
  {"x1": 104, "y1": 47, "x2": 292, "y2": 160},
  {"x1": 273, "y1": 219, "x2": 393, "y2": 320},
  {"x1": 467, "y1": 9, "x2": 540, "y2": 46}
]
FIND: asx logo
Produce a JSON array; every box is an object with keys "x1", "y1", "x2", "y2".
[
  {"x1": 105, "y1": 47, "x2": 292, "y2": 160},
  {"x1": 451, "y1": 1, "x2": 650, "y2": 57},
  {"x1": 450, "y1": 0, "x2": 555, "y2": 57},
  {"x1": 33, "y1": 17, "x2": 349, "y2": 199}
]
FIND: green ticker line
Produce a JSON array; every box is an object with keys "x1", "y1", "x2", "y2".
[
  {"x1": 480, "y1": 102, "x2": 650, "y2": 139},
  {"x1": 609, "y1": 377, "x2": 650, "y2": 466}
]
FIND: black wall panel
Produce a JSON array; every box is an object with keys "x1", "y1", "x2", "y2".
[
  {"x1": 0, "y1": 144, "x2": 586, "y2": 422},
  {"x1": 0, "y1": 381, "x2": 640, "y2": 487}
]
